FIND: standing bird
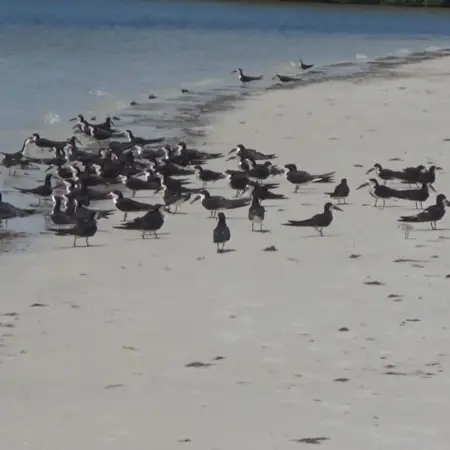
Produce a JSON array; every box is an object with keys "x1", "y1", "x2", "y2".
[
  {"x1": 114, "y1": 205, "x2": 166, "y2": 239},
  {"x1": 49, "y1": 211, "x2": 98, "y2": 247},
  {"x1": 284, "y1": 164, "x2": 335, "y2": 193},
  {"x1": 398, "y1": 193, "x2": 449, "y2": 230},
  {"x1": 282, "y1": 202, "x2": 342, "y2": 236},
  {"x1": 109, "y1": 190, "x2": 154, "y2": 221},
  {"x1": 194, "y1": 165, "x2": 225, "y2": 189},
  {"x1": 13, "y1": 173, "x2": 54, "y2": 205},
  {"x1": 213, "y1": 212, "x2": 231, "y2": 253},
  {"x1": 231, "y1": 68, "x2": 263, "y2": 83},
  {"x1": 325, "y1": 178, "x2": 350, "y2": 204},
  {"x1": 248, "y1": 195, "x2": 265, "y2": 231},
  {"x1": 356, "y1": 178, "x2": 403, "y2": 208},
  {"x1": 395, "y1": 183, "x2": 430, "y2": 209}
]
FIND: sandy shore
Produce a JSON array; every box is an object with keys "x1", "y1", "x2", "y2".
[{"x1": 2, "y1": 56, "x2": 450, "y2": 450}]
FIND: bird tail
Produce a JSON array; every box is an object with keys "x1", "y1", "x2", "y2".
[
  {"x1": 283, "y1": 219, "x2": 313, "y2": 227},
  {"x1": 267, "y1": 193, "x2": 287, "y2": 200},
  {"x1": 312, "y1": 173, "x2": 335, "y2": 183},
  {"x1": 398, "y1": 216, "x2": 419, "y2": 223},
  {"x1": 13, "y1": 187, "x2": 32, "y2": 194},
  {"x1": 226, "y1": 198, "x2": 252, "y2": 209}
]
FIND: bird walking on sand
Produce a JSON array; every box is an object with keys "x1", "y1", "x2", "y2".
[
  {"x1": 13, "y1": 173, "x2": 53, "y2": 205},
  {"x1": 356, "y1": 178, "x2": 403, "y2": 208},
  {"x1": 282, "y1": 202, "x2": 342, "y2": 236},
  {"x1": 49, "y1": 211, "x2": 98, "y2": 247},
  {"x1": 325, "y1": 178, "x2": 350, "y2": 204},
  {"x1": 398, "y1": 193, "x2": 449, "y2": 230},
  {"x1": 213, "y1": 212, "x2": 231, "y2": 252},
  {"x1": 248, "y1": 195, "x2": 265, "y2": 231}
]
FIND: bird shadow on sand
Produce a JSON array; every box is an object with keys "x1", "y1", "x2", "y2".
[
  {"x1": 125, "y1": 232, "x2": 171, "y2": 241},
  {"x1": 217, "y1": 249, "x2": 236, "y2": 254},
  {"x1": 252, "y1": 229, "x2": 271, "y2": 234},
  {"x1": 170, "y1": 211, "x2": 189, "y2": 215}
]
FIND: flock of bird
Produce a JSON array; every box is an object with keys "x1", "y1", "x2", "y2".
[
  {"x1": 0, "y1": 61, "x2": 447, "y2": 252},
  {"x1": 0, "y1": 107, "x2": 446, "y2": 252}
]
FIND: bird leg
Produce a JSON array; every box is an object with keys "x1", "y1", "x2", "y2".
[
  {"x1": 73, "y1": 236, "x2": 77, "y2": 247},
  {"x1": 154, "y1": 231, "x2": 159, "y2": 239},
  {"x1": 260, "y1": 222, "x2": 263, "y2": 231},
  {"x1": 123, "y1": 212, "x2": 127, "y2": 221},
  {"x1": 251, "y1": 221, "x2": 255, "y2": 232},
  {"x1": 142, "y1": 231, "x2": 146, "y2": 239},
  {"x1": 382, "y1": 199, "x2": 386, "y2": 209},
  {"x1": 373, "y1": 198, "x2": 378, "y2": 207},
  {"x1": 294, "y1": 185, "x2": 299, "y2": 194},
  {"x1": 132, "y1": 190, "x2": 136, "y2": 198},
  {"x1": 86, "y1": 238, "x2": 90, "y2": 247}
]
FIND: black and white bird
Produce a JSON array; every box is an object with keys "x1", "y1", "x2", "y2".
[{"x1": 231, "y1": 68, "x2": 263, "y2": 83}]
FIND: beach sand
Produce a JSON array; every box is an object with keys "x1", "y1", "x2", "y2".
[{"x1": 2, "y1": 57, "x2": 450, "y2": 450}]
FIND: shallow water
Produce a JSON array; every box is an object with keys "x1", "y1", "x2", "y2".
[{"x1": 1, "y1": 0, "x2": 450, "y2": 241}]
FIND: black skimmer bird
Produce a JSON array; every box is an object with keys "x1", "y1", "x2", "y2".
[
  {"x1": 61, "y1": 196, "x2": 113, "y2": 221},
  {"x1": 194, "y1": 165, "x2": 225, "y2": 189},
  {"x1": 282, "y1": 202, "x2": 342, "y2": 236},
  {"x1": 114, "y1": 204, "x2": 167, "y2": 239},
  {"x1": 325, "y1": 178, "x2": 350, "y2": 204},
  {"x1": 396, "y1": 183, "x2": 430, "y2": 209},
  {"x1": 244, "y1": 159, "x2": 273, "y2": 181},
  {"x1": 366, "y1": 163, "x2": 417, "y2": 185},
  {"x1": 149, "y1": 159, "x2": 194, "y2": 178},
  {"x1": 159, "y1": 185, "x2": 192, "y2": 214},
  {"x1": 175, "y1": 142, "x2": 223, "y2": 162},
  {"x1": 228, "y1": 144, "x2": 276, "y2": 161},
  {"x1": 190, "y1": 190, "x2": 251, "y2": 218},
  {"x1": 49, "y1": 211, "x2": 98, "y2": 247},
  {"x1": 398, "y1": 194, "x2": 449, "y2": 230},
  {"x1": 273, "y1": 74, "x2": 299, "y2": 83},
  {"x1": 356, "y1": 178, "x2": 403, "y2": 208},
  {"x1": 299, "y1": 58, "x2": 314, "y2": 70},
  {"x1": 0, "y1": 192, "x2": 36, "y2": 225},
  {"x1": 231, "y1": 68, "x2": 263, "y2": 83},
  {"x1": 50, "y1": 195, "x2": 76, "y2": 228},
  {"x1": 118, "y1": 173, "x2": 159, "y2": 197},
  {"x1": 123, "y1": 129, "x2": 165, "y2": 147},
  {"x1": 109, "y1": 190, "x2": 154, "y2": 221},
  {"x1": 14, "y1": 173, "x2": 54, "y2": 204},
  {"x1": 29, "y1": 134, "x2": 81, "y2": 151},
  {"x1": 248, "y1": 195, "x2": 265, "y2": 231},
  {"x1": 225, "y1": 171, "x2": 249, "y2": 197},
  {"x1": 244, "y1": 181, "x2": 286, "y2": 201},
  {"x1": 417, "y1": 165, "x2": 438, "y2": 191},
  {"x1": 213, "y1": 212, "x2": 231, "y2": 253},
  {"x1": 1, "y1": 138, "x2": 34, "y2": 175},
  {"x1": 284, "y1": 164, "x2": 335, "y2": 193}
]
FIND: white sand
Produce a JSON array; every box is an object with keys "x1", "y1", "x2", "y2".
[{"x1": 2, "y1": 57, "x2": 450, "y2": 450}]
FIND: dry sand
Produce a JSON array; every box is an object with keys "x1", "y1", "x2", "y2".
[{"x1": 2, "y1": 57, "x2": 450, "y2": 450}]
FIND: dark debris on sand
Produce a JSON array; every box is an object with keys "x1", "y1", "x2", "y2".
[{"x1": 291, "y1": 437, "x2": 330, "y2": 444}]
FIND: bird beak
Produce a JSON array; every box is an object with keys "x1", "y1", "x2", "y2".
[
  {"x1": 228, "y1": 147, "x2": 237, "y2": 155},
  {"x1": 226, "y1": 156, "x2": 236, "y2": 162},
  {"x1": 231, "y1": 70, "x2": 237, "y2": 74},
  {"x1": 69, "y1": 117, "x2": 77, "y2": 122},
  {"x1": 163, "y1": 206, "x2": 173, "y2": 214},
  {"x1": 365, "y1": 167, "x2": 375, "y2": 175},
  {"x1": 190, "y1": 195, "x2": 201, "y2": 204},
  {"x1": 75, "y1": 137, "x2": 82, "y2": 145},
  {"x1": 333, "y1": 205, "x2": 343, "y2": 212},
  {"x1": 430, "y1": 184, "x2": 437, "y2": 193},
  {"x1": 356, "y1": 182, "x2": 369, "y2": 190},
  {"x1": 44, "y1": 165, "x2": 53, "y2": 172}
]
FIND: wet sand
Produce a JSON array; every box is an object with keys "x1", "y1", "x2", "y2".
[{"x1": 2, "y1": 56, "x2": 450, "y2": 449}]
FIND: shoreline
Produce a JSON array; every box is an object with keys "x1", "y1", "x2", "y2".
[
  {"x1": 2, "y1": 45, "x2": 450, "y2": 255},
  {"x1": 2, "y1": 53, "x2": 450, "y2": 448}
]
